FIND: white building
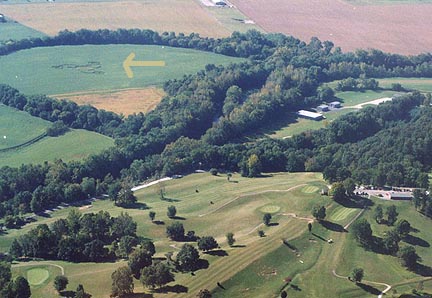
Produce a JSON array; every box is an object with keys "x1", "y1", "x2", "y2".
[{"x1": 297, "y1": 110, "x2": 324, "y2": 121}]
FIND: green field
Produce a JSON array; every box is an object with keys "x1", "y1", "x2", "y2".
[
  {"x1": 0, "y1": 104, "x2": 49, "y2": 150},
  {"x1": 5, "y1": 172, "x2": 432, "y2": 298},
  {"x1": 377, "y1": 77, "x2": 432, "y2": 92},
  {"x1": 0, "y1": 20, "x2": 46, "y2": 43},
  {"x1": 0, "y1": 44, "x2": 244, "y2": 95},
  {"x1": 0, "y1": 129, "x2": 114, "y2": 167},
  {"x1": 335, "y1": 90, "x2": 401, "y2": 107}
]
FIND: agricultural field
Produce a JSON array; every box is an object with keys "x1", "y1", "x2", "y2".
[
  {"x1": 0, "y1": 104, "x2": 49, "y2": 150},
  {"x1": 0, "y1": 0, "x2": 259, "y2": 37},
  {"x1": 335, "y1": 90, "x2": 402, "y2": 107},
  {"x1": 0, "y1": 18, "x2": 46, "y2": 43},
  {"x1": 5, "y1": 172, "x2": 431, "y2": 297},
  {"x1": 230, "y1": 0, "x2": 432, "y2": 54},
  {"x1": 56, "y1": 87, "x2": 166, "y2": 116},
  {"x1": 0, "y1": 129, "x2": 114, "y2": 168},
  {"x1": 0, "y1": 44, "x2": 244, "y2": 95}
]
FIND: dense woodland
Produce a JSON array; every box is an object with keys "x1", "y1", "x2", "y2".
[{"x1": 1, "y1": 29, "x2": 432, "y2": 221}]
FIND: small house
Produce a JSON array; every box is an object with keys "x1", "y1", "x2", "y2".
[
  {"x1": 316, "y1": 104, "x2": 329, "y2": 112},
  {"x1": 329, "y1": 101, "x2": 341, "y2": 109}
]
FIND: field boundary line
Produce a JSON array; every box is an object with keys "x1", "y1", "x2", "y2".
[
  {"x1": 198, "y1": 183, "x2": 307, "y2": 217},
  {"x1": 0, "y1": 132, "x2": 47, "y2": 153}
]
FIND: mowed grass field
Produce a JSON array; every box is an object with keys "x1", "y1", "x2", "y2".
[
  {"x1": 56, "y1": 87, "x2": 166, "y2": 116},
  {"x1": 4, "y1": 172, "x2": 328, "y2": 298},
  {"x1": 0, "y1": 19, "x2": 46, "y2": 43},
  {"x1": 377, "y1": 77, "x2": 432, "y2": 92},
  {"x1": 0, "y1": 0, "x2": 259, "y2": 37},
  {"x1": 0, "y1": 104, "x2": 49, "y2": 150},
  {"x1": 0, "y1": 129, "x2": 114, "y2": 168},
  {"x1": 335, "y1": 90, "x2": 401, "y2": 107},
  {"x1": 0, "y1": 44, "x2": 244, "y2": 95},
  {"x1": 230, "y1": 0, "x2": 432, "y2": 54}
]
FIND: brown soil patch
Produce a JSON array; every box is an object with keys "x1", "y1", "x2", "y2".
[
  {"x1": 231, "y1": 0, "x2": 432, "y2": 54},
  {"x1": 0, "y1": 0, "x2": 230, "y2": 37},
  {"x1": 55, "y1": 87, "x2": 165, "y2": 116}
]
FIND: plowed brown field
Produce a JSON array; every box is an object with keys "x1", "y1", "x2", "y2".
[{"x1": 231, "y1": 0, "x2": 432, "y2": 54}]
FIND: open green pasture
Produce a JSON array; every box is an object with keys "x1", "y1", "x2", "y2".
[
  {"x1": 0, "y1": 129, "x2": 114, "y2": 167},
  {"x1": 0, "y1": 44, "x2": 244, "y2": 95},
  {"x1": 0, "y1": 104, "x2": 49, "y2": 150},
  {"x1": 377, "y1": 77, "x2": 432, "y2": 92},
  {"x1": 0, "y1": 20, "x2": 46, "y2": 43}
]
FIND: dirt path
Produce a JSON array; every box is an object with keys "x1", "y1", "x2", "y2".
[
  {"x1": 198, "y1": 184, "x2": 307, "y2": 217},
  {"x1": 131, "y1": 177, "x2": 172, "y2": 192},
  {"x1": 332, "y1": 269, "x2": 391, "y2": 298}
]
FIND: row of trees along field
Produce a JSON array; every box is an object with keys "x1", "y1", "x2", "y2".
[{"x1": 1, "y1": 30, "x2": 432, "y2": 221}]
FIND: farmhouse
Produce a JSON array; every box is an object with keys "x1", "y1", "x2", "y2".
[
  {"x1": 316, "y1": 104, "x2": 329, "y2": 112},
  {"x1": 297, "y1": 110, "x2": 324, "y2": 121},
  {"x1": 329, "y1": 101, "x2": 341, "y2": 109}
]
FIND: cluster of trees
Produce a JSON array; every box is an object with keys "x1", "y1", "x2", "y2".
[
  {"x1": 0, "y1": 262, "x2": 31, "y2": 298},
  {"x1": 1, "y1": 29, "x2": 432, "y2": 220},
  {"x1": 335, "y1": 77, "x2": 379, "y2": 91},
  {"x1": 412, "y1": 189, "x2": 432, "y2": 218},
  {"x1": 9, "y1": 210, "x2": 138, "y2": 262}
]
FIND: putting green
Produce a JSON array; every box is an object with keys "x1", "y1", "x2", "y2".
[
  {"x1": 302, "y1": 185, "x2": 319, "y2": 194},
  {"x1": 27, "y1": 268, "x2": 50, "y2": 286},
  {"x1": 330, "y1": 207, "x2": 358, "y2": 222},
  {"x1": 259, "y1": 205, "x2": 281, "y2": 214}
]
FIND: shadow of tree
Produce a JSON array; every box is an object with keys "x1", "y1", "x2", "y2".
[
  {"x1": 357, "y1": 283, "x2": 381, "y2": 295},
  {"x1": 154, "y1": 284, "x2": 188, "y2": 294},
  {"x1": 125, "y1": 293, "x2": 154, "y2": 298},
  {"x1": 161, "y1": 197, "x2": 181, "y2": 203},
  {"x1": 404, "y1": 234, "x2": 430, "y2": 247},
  {"x1": 205, "y1": 249, "x2": 228, "y2": 257},
  {"x1": 153, "y1": 220, "x2": 165, "y2": 225},
  {"x1": 170, "y1": 216, "x2": 186, "y2": 220},
  {"x1": 312, "y1": 233, "x2": 327, "y2": 242},
  {"x1": 413, "y1": 263, "x2": 432, "y2": 277},
  {"x1": 122, "y1": 202, "x2": 148, "y2": 210},
  {"x1": 320, "y1": 220, "x2": 346, "y2": 232},
  {"x1": 231, "y1": 244, "x2": 246, "y2": 248}
]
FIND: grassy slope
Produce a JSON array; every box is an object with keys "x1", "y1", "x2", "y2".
[
  {"x1": 335, "y1": 90, "x2": 400, "y2": 107},
  {"x1": 377, "y1": 77, "x2": 432, "y2": 92},
  {"x1": 5, "y1": 172, "x2": 327, "y2": 298},
  {"x1": 0, "y1": 20, "x2": 46, "y2": 43},
  {"x1": 0, "y1": 104, "x2": 49, "y2": 150},
  {"x1": 0, "y1": 44, "x2": 244, "y2": 95},
  {"x1": 0, "y1": 129, "x2": 114, "y2": 167}
]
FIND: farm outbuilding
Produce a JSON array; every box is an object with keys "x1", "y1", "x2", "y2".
[
  {"x1": 329, "y1": 101, "x2": 341, "y2": 109},
  {"x1": 297, "y1": 110, "x2": 324, "y2": 121},
  {"x1": 316, "y1": 104, "x2": 329, "y2": 112}
]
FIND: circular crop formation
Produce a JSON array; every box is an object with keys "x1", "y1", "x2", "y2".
[
  {"x1": 26, "y1": 268, "x2": 50, "y2": 286},
  {"x1": 259, "y1": 205, "x2": 281, "y2": 214},
  {"x1": 302, "y1": 185, "x2": 319, "y2": 193}
]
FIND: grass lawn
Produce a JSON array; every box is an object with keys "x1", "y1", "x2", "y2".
[
  {"x1": 0, "y1": 20, "x2": 46, "y2": 43},
  {"x1": 0, "y1": 129, "x2": 114, "y2": 167},
  {"x1": 335, "y1": 90, "x2": 401, "y2": 107},
  {"x1": 377, "y1": 77, "x2": 432, "y2": 92},
  {"x1": 0, "y1": 104, "x2": 49, "y2": 150},
  {"x1": 0, "y1": 44, "x2": 245, "y2": 95}
]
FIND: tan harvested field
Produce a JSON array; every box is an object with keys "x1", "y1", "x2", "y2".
[
  {"x1": 0, "y1": 0, "x2": 231, "y2": 37},
  {"x1": 55, "y1": 87, "x2": 165, "y2": 116},
  {"x1": 231, "y1": 0, "x2": 432, "y2": 54}
]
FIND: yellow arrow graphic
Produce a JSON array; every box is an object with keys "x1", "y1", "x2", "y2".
[{"x1": 123, "y1": 52, "x2": 166, "y2": 78}]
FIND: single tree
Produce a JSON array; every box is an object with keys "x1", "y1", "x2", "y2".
[
  {"x1": 280, "y1": 290, "x2": 288, "y2": 298},
  {"x1": 13, "y1": 276, "x2": 31, "y2": 298},
  {"x1": 167, "y1": 205, "x2": 177, "y2": 218},
  {"x1": 350, "y1": 268, "x2": 364, "y2": 283},
  {"x1": 226, "y1": 232, "x2": 235, "y2": 246},
  {"x1": 350, "y1": 219, "x2": 373, "y2": 247},
  {"x1": 398, "y1": 246, "x2": 421, "y2": 270},
  {"x1": 330, "y1": 182, "x2": 346, "y2": 201},
  {"x1": 166, "y1": 222, "x2": 185, "y2": 241},
  {"x1": 128, "y1": 248, "x2": 152, "y2": 279},
  {"x1": 74, "y1": 284, "x2": 89, "y2": 298},
  {"x1": 383, "y1": 229, "x2": 400, "y2": 255},
  {"x1": 263, "y1": 213, "x2": 272, "y2": 226},
  {"x1": 117, "y1": 236, "x2": 138, "y2": 258},
  {"x1": 54, "y1": 275, "x2": 69, "y2": 293},
  {"x1": 198, "y1": 236, "x2": 219, "y2": 252},
  {"x1": 395, "y1": 219, "x2": 411, "y2": 238},
  {"x1": 308, "y1": 222, "x2": 312, "y2": 233},
  {"x1": 116, "y1": 182, "x2": 137, "y2": 207},
  {"x1": 258, "y1": 230, "x2": 265, "y2": 237},
  {"x1": 140, "y1": 262, "x2": 174, "y2": 289},
  {"x1": 197, "y1": 288, "x2": 212, "y2": 298},
  {"x1": 312, "y1": 205, "x2": 326, "y2": 221},
  {"x1": 141, "y1": 239, "x2": 156, "y2": 256},
  {"x1": 149, "y1": 211, "x2": 156, "y2": 222},
  {"x1": 374, "y1": 205, "x2": 384, "y2": 224},
  {"x1": 111, "y1": 266, "x2": 134, "y2": 298},
  {"x1": 227, "y1": 173, "x2": 232, "y2": 181},
  {"x1": 343, "y1": 178, "x2": 356, "y2": 197},
  {"x1": 176, "y1": 244, "x2": 200, "y2": 272},
  {"x1": 209, "y1": 168, "x2": 218, "y2": 176},
  {"x1": 386, "y1": 205, "x2": 399, "y2": 226}
]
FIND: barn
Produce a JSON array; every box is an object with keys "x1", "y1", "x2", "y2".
[{"x1": 297, "y1": 110, "x2": 324, "y2": 121}]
